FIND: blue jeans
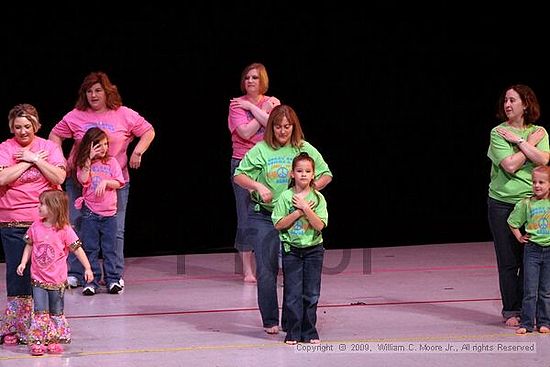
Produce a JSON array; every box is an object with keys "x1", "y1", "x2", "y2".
[
  {"x1": 0, "y1": 227, "x2": 31, "y2": 297},
  {"x1": 115, "y1": 183, "x2": 130, "y2": 277},
  {"x1": 67, "y1": 177, "x2": 129, "y2": 283},
  {"x1": 247, "y1": 206, "x2": 281, "y2": 328},
  {"x1": 282, "y1": 244, "x2": 324, "y2": 342},
  {"x1": 72, "y1": 205, "x2": 120, "y2": 288},
  {"x1": 65, "y1": 176, "x2": 82, "y2": 232},
  {"x1": 32, "y1": 285, "x2": 63, "y2": 315},
  {"x1": 487, "y1": 197, "x2": 523, "y2": 318},
  {"x1": 231, "y1": 158, "x2": 253, "y2": 251},
  {"x1": 520, "y1": 243, "x2": 550, "y2": 331},
  {"x1": 66, "y1": 177, "x2": 82, "y2": 282}
]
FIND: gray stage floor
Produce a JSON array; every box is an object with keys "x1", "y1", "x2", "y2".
[{"x1": 1, "y1": 242, "x2": 548, "y2": 366}]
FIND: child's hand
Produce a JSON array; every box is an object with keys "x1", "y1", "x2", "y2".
[
  {"x1": 16, "y1": 263, "x2": 26, "y2": 276},
  {"x1": 94, "y1": 180, "x2": 108, "y2": 196},
  {"x1": 89, "y1": 143, "x2": 101, "y2": 160},
  {"x1": 83, "y1": 268, "x2": 94, "y2": 283},
  {"x1": 292, "y1": 195, "x2": 314, "y2": 211}
]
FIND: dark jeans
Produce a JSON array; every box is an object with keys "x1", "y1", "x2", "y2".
[
  {"x1": 32, "y1": 285, "x2": 64, "y2": 315},
  {"x1": 0, "y1": 227, "x2": 31, "y2": 297},
  {"x1": 247, "y1": 206, "x2": 281, "y2": 328},
  {"x1": 71, "y1": 205, "x2": 119, "y2": 288},
  {"x1": 231, "y1": 158, "x2": 253, "y2": 251},
  {"x1": 520, "y1": 243, "x2": 550, "y2": 331},
  {"x1": 282, "y1": 244, "x2": 324, "y2": 342},
  {"x1": 487, "y1": 197, "x2": 523, "y2": 318}
]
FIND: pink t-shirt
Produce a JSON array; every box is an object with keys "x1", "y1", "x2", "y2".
[
  {"x1": 0, "y1": 137, "x2": 66, "y2": 222},
  {"x1": 26, "y1": 220, "x2": 80, "y2": 287},
  {"x1": 51, "y1": 106, "x2": 153, "y2": 183},
  {"x1": 76, "y1": 157, "x2": 125, "y2": 216},
  {"x1": 228, "y1": 96, "x2": 279, "y2": 159}
]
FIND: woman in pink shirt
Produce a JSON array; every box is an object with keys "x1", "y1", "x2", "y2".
[
  {"x1": 17, "y1": 190, "x2": 92, "y2": 356},
  {"x1": 49, "y1": 71, "x2": 155, "y2": 289},
  {"x1": 0, "y1": 104, "x2": 67, "y2": 345},
  {"x1": 228, "y1": 63, "x2": 280, "y2": 283}
]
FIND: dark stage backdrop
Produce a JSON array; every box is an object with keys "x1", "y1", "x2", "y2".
[{"x1": 1, "y1": 4, "x2": 548, "y2": 259}]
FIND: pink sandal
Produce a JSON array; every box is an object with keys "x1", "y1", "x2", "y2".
[
  {"x1": 47, "y1": 343, "x2": 64, "y2": 354},
  {"x1": 3, "y1": 333, "x2": 19, "y2": 345},
  {"x1": 30, "y1": 344, "x2": 46, "y2": 356}
]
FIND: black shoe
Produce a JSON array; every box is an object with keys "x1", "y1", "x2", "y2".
[
  {"x1": 108, "y1": 282, "x2": 123, "y2": 294},
  {"x1": 82, "y1": 286, "x2": 96, "y2": 296}
]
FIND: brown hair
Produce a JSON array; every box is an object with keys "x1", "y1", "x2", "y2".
[
  {"x1": 288, "y1": 152, "x2": 316, "y2": 189},
  {"x1": 496, "y1": 84, "x2": 541, "y2": 124},
  {"x1": 240, "y1": 63, "x2": 269, "y2": 95},
  {"x1": 8, "y1": 104, "x2": 41, "y2": 133},
  {"x1": 75, "y1": 71, "x2": 122, "y2": 111},
  {"x1": 39, "y1": 190, "x2": 70, "y2": 229},
  {"x1": 74, "y1": 127, "x2": 110, "y2": 170},
  {"x1": 263, "y1": 105, "x2": 304, "y2": 149}
]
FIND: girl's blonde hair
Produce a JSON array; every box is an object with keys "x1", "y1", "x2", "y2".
[
  {"x1": 533, "y1": 165, "x2": 550, "y2": 179},
  {"x1": 39, "y1": 190, "x2": 70, "y2": 229}
]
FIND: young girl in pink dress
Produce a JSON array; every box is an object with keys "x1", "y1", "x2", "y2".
[{"x1": 17, "y1": 190, "x2": 92, "y2": 356}]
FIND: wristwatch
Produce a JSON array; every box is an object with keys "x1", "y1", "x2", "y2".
[{"x1": 517, "y1": 138, "x2": 525, "y2": 144}]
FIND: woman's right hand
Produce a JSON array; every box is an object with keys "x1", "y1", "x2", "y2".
[{"x1": 256, "y1": 184, "x2": 273, "y2": 203}]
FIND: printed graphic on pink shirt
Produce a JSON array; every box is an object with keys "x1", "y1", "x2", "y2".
[{"x1": 34, "y1": 242, "x2": 56, "y2": 268}]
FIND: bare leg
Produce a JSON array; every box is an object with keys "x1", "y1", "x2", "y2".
[{"x1": 241, "y1": 251, "x2": 256, "y2": 283}]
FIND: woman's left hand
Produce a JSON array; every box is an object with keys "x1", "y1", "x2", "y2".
[
  {"x1": 496, "y1": 127, "x2": 522, "y2": 144},
  {"x1": 129, "y1": 152, "x2": 142, "y2": 169}
]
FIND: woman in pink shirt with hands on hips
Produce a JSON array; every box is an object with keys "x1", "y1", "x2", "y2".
[{"x1": 49, "y1": 72, "x2": 155, "y2": 290}]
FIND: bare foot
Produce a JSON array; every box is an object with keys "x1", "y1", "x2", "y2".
[
  {"x1": 309, "y1": 339, "x2": 321, "y2": 344},
  {"x1": 264, "y1": 326, "x2": 279, "y2": 334},
  {"x1": 243, "y1": 275, "x2": 257, "y2": 283},
  {"x1": 505, "y1": 316, "x2": 520, "y2": 327},
  {"x1": 539, "y1": 326, "x2": 550, "y2": 333},
  {"x1": 515, "y1": 327, "x2": 528, "y2": 335},
  {"x1": 285, "y1": 340, "x2": 297, "y2": 345}
]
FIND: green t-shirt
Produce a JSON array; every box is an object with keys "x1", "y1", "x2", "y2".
[
  {"x1": 487, "y1": 123, "x2": 550, "y2": 204},
  {"x1": 271, "y1": 188, "x2": 328, "y2": 252},
  {"x1": 234, "y1": 140, "x2": 332, "y2": 212},
  {"x1": 508, "y1": 197, "x2": 550, "y2": 246}
]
